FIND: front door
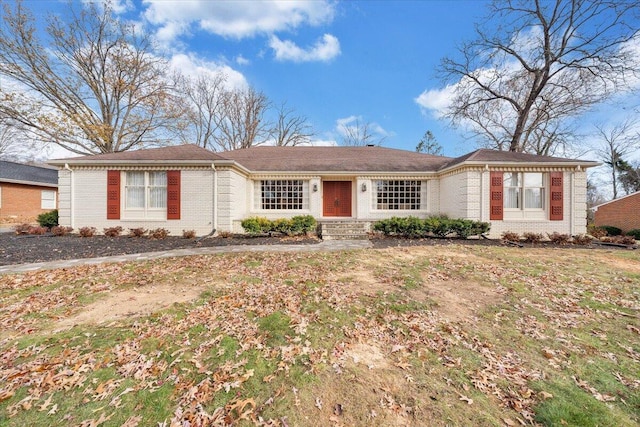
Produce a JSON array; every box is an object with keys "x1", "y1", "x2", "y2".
[{"x1": 323, "y1": 181, "x2": 352, "y2": 217}]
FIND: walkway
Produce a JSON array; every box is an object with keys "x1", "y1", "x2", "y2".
[{"x1": 0, "y1": 239, "x2": 373, "y2": 275}]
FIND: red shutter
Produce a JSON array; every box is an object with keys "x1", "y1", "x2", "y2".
[
  {"x1": 549, "y1": 172, "x2": 563, "y2": 221},
  {"x1": 489, "y1": 171, "x2": 503, "y2": 220},
  {"x1": 167, "y1": 170, "x2": 181, "y2": 220},
  {"x1": 106, "y1": 170, "x2": 120, "y2": 220}
]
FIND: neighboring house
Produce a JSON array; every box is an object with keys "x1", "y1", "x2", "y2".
[
  {"x1": 48, "y1": 144, "x2": 599, "y2": 238},
  {"x1": 0, "y1": 160, "x2": 58, "y2": 223},
  {"x1": 592, "y1": 191, "x2": 640, "y2": 232}
]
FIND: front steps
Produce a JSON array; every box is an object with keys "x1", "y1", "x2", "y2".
[{"x1": 318, "y1": 220, "x2": 371, "y2": 240}]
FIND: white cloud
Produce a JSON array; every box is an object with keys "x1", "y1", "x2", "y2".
[
  {"x1": 415, "y1": 84, "x2": 457, "y2": 118},
  {"x1": 81, "y1": 0, "x2": 133, "y2": 14},
  {"x1": 168, "y1": 53, "x2": 248, "y2": 90},
  {"x1": 269, "y1": 34, "x2": 340, "y2": 62},
  {"x1": 143, "y1": 0, "x2": 335, "y2": 41},
  {"x1": 235, "y1": 55, "x2": 250, "y2": 66}
]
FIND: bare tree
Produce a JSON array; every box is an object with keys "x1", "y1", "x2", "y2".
[
  {"x1": 594, "y1": 119, "x2": 638, "y2": 198},
  {"x1": 0, "y1": 1, "x2": 180, "y2": 155},
  {"x1": 176, "y1": 72, "x2": 227, "y2": 150},
  {"x1": 214, "y1": 87, "x2": 270, "y2": 151},
  {"x1": 270, "y1": 102, "x2": 314, "y2": 146},
  {"x1": 415, "y1": 130, "x2": 443, "y2": 155},
  {"x1": 440, "y1": 0, "x2": 640, "y2": 154},
  {"x1": 339, "y1": 118, "x2": 386, "y2": 146}
]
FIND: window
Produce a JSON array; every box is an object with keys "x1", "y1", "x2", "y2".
[
  {"x1": 41, "y1": 190, "x2": 56, "y2": 209},
  {"x1": 374, "y1": 180, "x2": 422, "y2": 210},
  {"x1": 125, "y1": 171, "x2": 167, "y2": 210},
  {"x1": 504, "y1": 173, "x2": 544, "y2": 210},
  {"x1": 258, "y1": 180, "x2": 309, "y2": 210}
]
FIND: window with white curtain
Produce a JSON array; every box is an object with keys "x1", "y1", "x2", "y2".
[
  {"x1": 125, "y1": 171, "x2": 167, "y2": 211},
  {"x1": 41, "y1": 190, "x2": 56, "y2": 209},
  {"x1": 504, "y1": 172, "x2": 544, "y2": 210}
]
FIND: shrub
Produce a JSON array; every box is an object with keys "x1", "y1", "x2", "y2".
[
  {"x1": 602, "y1": 235, "x2": 636, "y2": 245},
  {"x1": 372, "y1": 216, "x2": 490, "y2": 239},
  {"x1": 103, "y1": 226, "x2": 123, "y2": 237},
  {"x1": 79, "y1": 227, "x2": 96, "y2": 237},
  {"x1": 27, "y1": 225, "x2": 47, "y2": 235},
  {"x1": 182, "y1": 229, "x2": 196, "y2": 239},
  {"x1": 572, "y1": 234, "x2": 593, "y2": 245},
  {"x1": 36, "y1": 210, "x2": 58, "y2": 229},
  {"x1": 523, "y1": 232, "x2": 544, "y2": 243},
  {"x1": 625, "y1": 229, "x2": 640, "y2": 240},
  {"x1": 469, "y1": 221, "x2": 491, "y2": 237},
  {"x1": 128, "y1": 227, "x2": 147, "y2": 238},
  {"x1": 241, "y1": 217, "x2": 272, "y2": 234},
  {"x1": 13, "y1": 223, "x2": 32, "y2": 235},
  {"x1": 599, "y1": 225, "x2": 622, "y2": 236},
  {"x1": 290, "y1": 215, "x2": 317, "y2": 235},
  {"x1": 501, "y1": 231, "x2": 520, "y2": 242},
  {"x1": 547, "y1": 232, "x2": 571, "y2": 245},
  {"x1": 218, "y1": 231, "x2": 233, "y2": 238},
  {"x1": 51, "y1": 226, "x2": 73, "y2": 236},
  {"x1": 149, "y1": 228, "x2": 170, "y2": 239},
  {"x1": 587, "y1": 225, "x2": 607, "y2": 239}
]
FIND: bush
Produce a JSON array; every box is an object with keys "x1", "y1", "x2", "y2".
[
  {"x1": 602, "y1": 235, "x2": 636, "y2": 245},
  {"x1": 523, "y1": 232, "x2": 544, "y2": 244},
  {"x1": 501, "y1": 231, "x2": 520, "y2": 242},
  {"x1": 599, "y1": 225, "x2": 622, "y2": 236},
  {"x1": 572, "y1": 234, "x2": 593, "y2": 245},
  {"x1": 587, "y1": 225, "x2": 607, "y2": 239},
  {"x1": 128, "y1": 227, "x2": 147, "y2": 238},
  {"x1": 149, "y1": 228, "x2": 170, "y2": 239},
  {"x1": 36, "y1": 210, "x2": 58, "y2": 229},
  {"x1": 27, "y1": 225, "x2": 47, "y2": 235},
  {"x1": 218, "y1": 231, "x2": 233, "y2": 238},
  {"x1": 13, "y1": 223, "x2": 32, "y2": 235},
  {"x1": 51, "y1": 226, "x2": 73, "y2": 236},
  {"x1": 79, "y1": 227, "x2": 96, "y2": 237},
  {"x1": 372, "y1": 216, "x2": 490, "y2": 239},
  {"x1": 241, "y1": 216, "x2": 317, "y2": 236},
  {"x1": 625, "y1": 229, "x2": 640, "y2": 240},
  {"x1": 182, "y1": 230, "x2": 196, "y2": 239},
  {"x1": 103, "y1": 226, "x2": 123, "y2": 237},
  {"x1": 547, "y1": 232, "x2": 571, "y2": 245}
]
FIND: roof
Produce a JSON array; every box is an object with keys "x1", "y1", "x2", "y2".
[
  {"x1": 591, "y1": 191, "x2": 640, "y2": 211},
  {"x1": 50, "y1": 144, "x2": 224, "y2": 164},
  {"x1": 218, "y1": 146, "x2": 452, "y2": 172},
  {"x1": 441, "y1": 149, "x2": 600, "y2": 169},
  {"x1": 0, "y1": 160, "x2": 58, "y2": 187},
  {"x1": 48, "y1": 144, "x2": 600, "y2": 173}
]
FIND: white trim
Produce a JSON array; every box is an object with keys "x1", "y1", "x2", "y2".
[{"x1": 591, "y1": 190, "x2": 640, "y2": 211}]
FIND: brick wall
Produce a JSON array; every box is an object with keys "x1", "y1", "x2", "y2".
[
  {"x1": 0, "y1": 182, "x2": 57, "y2": 222},
  {"x1": 593, "y1": 192, "x2": 640, "y2": 232}
]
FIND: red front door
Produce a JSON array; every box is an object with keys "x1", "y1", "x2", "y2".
[{"x1": 323, "y1": 181, "x2": 352, "y2": 217}]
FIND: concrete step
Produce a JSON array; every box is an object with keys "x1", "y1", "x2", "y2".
[{"x1": 318, "y1": 221, "x2": 370, "y2": 240}]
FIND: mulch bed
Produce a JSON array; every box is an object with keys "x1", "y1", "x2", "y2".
[{"x1": 0, "y1": 232, "x2": 634, "y2": 267}]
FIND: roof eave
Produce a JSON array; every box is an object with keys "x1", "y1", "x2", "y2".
[
  {"x1": 439, "y1": 160, "x2": 601, "y2": 173},
  {"x1": 0, "y1": 178, "x2": 58, "y2": 187},
  {"x1": 48, "y1": 159, "x2": 220, "y2": 167}
]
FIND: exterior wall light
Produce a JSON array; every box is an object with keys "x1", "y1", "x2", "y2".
[
  {"x1": 361, "y1": 183, "x2": 367, "y2": 192},
  {"x1": 313, "y1": 183, "x2": 318, "y2": 192}
]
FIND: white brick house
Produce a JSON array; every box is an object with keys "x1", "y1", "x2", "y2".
[{"x1": 49, "y1": 144, "x2": 599, "y2": 238}]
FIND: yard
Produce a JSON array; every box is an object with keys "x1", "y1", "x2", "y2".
[{"x1": 1, "y1": 244, "x2": 638, "y2": 426}]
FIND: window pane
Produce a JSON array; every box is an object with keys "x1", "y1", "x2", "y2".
[
  {"x1": 504, "y1": 187, "x2": 520, "y2": 209},
  {"x1": 41, "y1": 190, "x2": 56, "y2": 209},
  {"x1": 149, "y1": 171, "x2": 167, "y2": 186},
  {"x1": 524, "y1": 188, "x2": 542, "y2": 209},
  {"x1": 126, "y1": 171, "x2": 144, "y2": 186},
  {"x1": 148, "y1": 172, "x2": 167, "y2": 208},
  {"x1": 126, "y1": 172, "x2": 145, "y2": 208},
  {"x1": 524, "y1": 173, "x2": 543, "y2": 187},
  {"x1": 504, "y1": 173, "x2": 520, "y2": 187}
]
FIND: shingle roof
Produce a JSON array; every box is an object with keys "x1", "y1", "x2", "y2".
[
  {"x1": 218, "y1": 146, "x2": 452, "y2": 172},
  {"x1": 52, "y1": 144, "x2": 224, "y2": 162},
  {"x1": 0, "y1": 160, "x2": 58, "y2": 186},
  {"x1": 442, "y1": 149, "x2": 598, "y2": 169}
]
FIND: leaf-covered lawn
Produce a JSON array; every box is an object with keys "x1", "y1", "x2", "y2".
[{"x1": 1, "y1": 246, "x2": 638, "y2": 426}]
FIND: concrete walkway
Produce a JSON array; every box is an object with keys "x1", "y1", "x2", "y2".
[{"x1": 0, "y1": 239, "x2": 373, "y2": 275}]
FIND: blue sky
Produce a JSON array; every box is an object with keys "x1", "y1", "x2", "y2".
[{"x1": 12, "y1": 0, "x2": 640, "y2": 166}]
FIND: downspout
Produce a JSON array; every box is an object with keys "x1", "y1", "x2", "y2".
[
  {"x1": 196, "y1": 163, "x2": 217, "y2": 242},
  {"x1": 64, "y1": 163, "x2": 74, "y2": 229},
  {"x1": 481, "y1": 164, "x2": 489, "y2": 222},
  {"x1": 570, "y1": 169, "x2": 575, "y2": 235},
  {"x1": 212, "y1": 163, "x2": 218, "y2": 232}
]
